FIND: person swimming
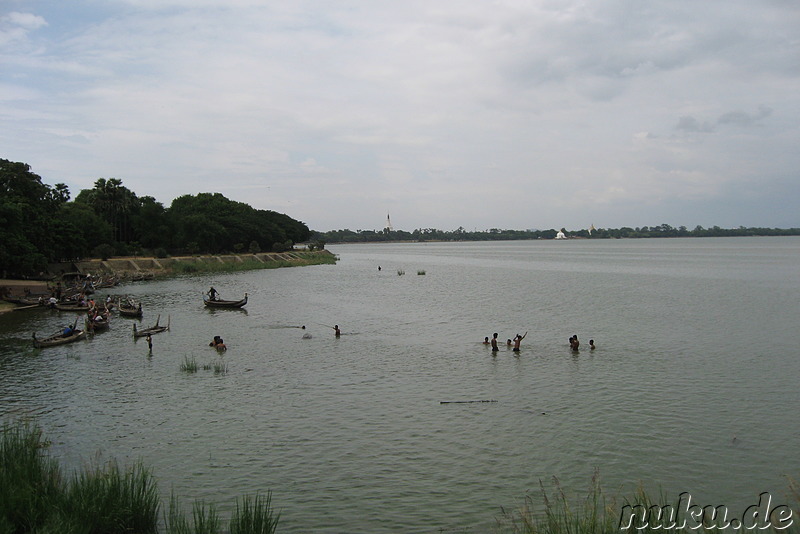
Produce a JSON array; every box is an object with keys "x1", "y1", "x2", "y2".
[
  {"x1": 512, "y1": 332, "x2": 527, "y2": 352},
  {"x1": 209, "y1": 335, "x2": 226, "y2": 350}
]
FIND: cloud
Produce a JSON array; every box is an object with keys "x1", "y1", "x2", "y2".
[
  {"x1": 717, "y1": 106, "x2": 773, "y2": 127},
  {"x1": 677, "y1": 106, "x2": 774, "y2": 133},
  {"x1": 676, "y1": 116, "x2": 715, "y2": 133},
  {"x1": 1, "y1": 1, "x2": 799, "y2": 231},
  {"x1": 0, "y1": 11, "x2": 47, "y2": 46}
]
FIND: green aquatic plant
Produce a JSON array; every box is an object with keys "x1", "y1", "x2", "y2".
[
  {"x1": 213, "y1": 361, "x2": 228, "y2": 375},
  {"x1": 417, "y1": 269, "x2": 426, "y2": 275},
  {"x1": 180, "y1": 356, "x2": 198, "y2": 373},
  {"x1": 164, "y1": 494, "x2": 220, "y2": 534},
  {"x1": 61, "y1": 460, "x2": 160, "y2": 533},
  {"x1": 230, "y1": 493, "x2": 280, "y2": 534},
  {"x1": 0, "y1": 421, "x2": 62, "y2": 532}
]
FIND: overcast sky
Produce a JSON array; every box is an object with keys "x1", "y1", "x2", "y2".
[{"x1": 2, "y1": 1, "x2": 798, "y2": 232}]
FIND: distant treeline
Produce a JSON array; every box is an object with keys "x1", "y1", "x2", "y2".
[
  {"x1": 312, "y1": 224, "x2": 800, "y2": 244},
  {"x1": 1, "y1": 158, "x2": 310, "y2": 277}
]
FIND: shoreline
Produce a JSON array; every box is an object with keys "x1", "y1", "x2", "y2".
[
  {"x1": 0, "y1": 280, "x2": 50, "y2": 314},
  {"x1": 0, "y1": 249, "x2": 336, "y2": 314}
]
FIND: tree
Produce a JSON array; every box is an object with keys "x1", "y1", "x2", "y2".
[
  {"x1": 50, "y1": 202, "x2": 113, "y2": 262},
  {"x1": 131, "y1": 196, "x2": 169, "y2": 250},
  {"x1": 75, "y1": 178, "x2": 139, "y2": 243},
  {"x1": 0, "y1": 159, "x2": 68, "y2": 275},
  {"x1": 167, "y1": 192, "x2": 308, "y2": 253}
]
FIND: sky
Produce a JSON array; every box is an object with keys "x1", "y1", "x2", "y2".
[{"x1": 2, "y1": 1, "x2": 799, "y2": 232}]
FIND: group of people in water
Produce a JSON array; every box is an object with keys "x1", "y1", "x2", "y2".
[
  {"x1": 483, "y1": 332, "x2": 596, "y2": 353},
  {"x1": 484, "y1": 332, "x2": 528, "y2": 352},
  {"x1": 568, "y1": 335, "x2": 596, "y2": 351},
  {"x1": 209, "y1": 335, "x2": 227, "y2": 351}
]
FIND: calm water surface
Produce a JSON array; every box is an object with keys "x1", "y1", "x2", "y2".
[{"x1": 1, "y1": 237, "x2": 799, "y2": 532}]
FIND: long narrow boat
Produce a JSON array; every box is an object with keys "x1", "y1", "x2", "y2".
[
  {"x1": 6, "y1": 296, "x2": 47, "y2": 306},
  {"x1": 54, "y1": 302, "x2": 91, "y2": 313},
  {"x1": 133, "y1": 315, "x2": 170, "y2": 337},
  {"x1": 33, "y1": 319, "x2": 85, "y2": 348},
  {"x1": 12, "y1": 303, "x2": 48, "y2": 312},
  {"x1": 203, "y1": 293, "x2": 248, "y2": 309}
]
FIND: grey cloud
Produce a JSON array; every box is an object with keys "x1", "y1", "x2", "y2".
[
  {"x1": 676, "y1": 116, "x2": 715, "y2": 133},
  {"x1": 677, "y1": 106, "x2": 773, "y2": 133},
  {"x1": 717, "y1": 106, "x2": 773, "y2": 127}
]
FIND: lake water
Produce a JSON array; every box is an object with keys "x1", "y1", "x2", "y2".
[{"x1": 1, "y1": 237, "x2": 799, "y2": 532}]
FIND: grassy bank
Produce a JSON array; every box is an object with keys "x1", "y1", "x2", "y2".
[
  {"x1": 0, "y1": 421, "x2": 279, "y2": 534},
  {"x1": 167, "y1": 251, "x2": 336, "y2": 276}
]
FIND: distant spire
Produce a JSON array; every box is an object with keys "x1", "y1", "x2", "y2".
[
  {"x1": 589, "y1": 224, "x2": 595, "y2": 235},
  {"x1": 385, "y1": 213, "x2": 393, "y2": 232}
]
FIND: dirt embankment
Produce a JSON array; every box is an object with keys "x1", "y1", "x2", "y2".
[
  {"x1": 0, "y1": 279, "x2": 50, "y2": 295},
  {"x1": 0, "y1": 280, "x2": 51, "y2": 314}
]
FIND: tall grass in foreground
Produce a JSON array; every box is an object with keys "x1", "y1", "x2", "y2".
[
  {"x1": 1, "y1": 421, "x2": 279, "y2": 534},
  {"x1": 495, "y1": 470, "x2": 800, "y2": 534}
]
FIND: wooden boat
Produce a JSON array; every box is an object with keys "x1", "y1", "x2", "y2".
[
  {"x1": 133, "y1": 315, "x2": 170, "y2": 337},
  {"x1": 54, "y1": 302, "x2": 91, "y2": 312},
  {"x1": 203, "y1": 293, "x2": 248, "y2": 308},
  {"x1": 85, "y1": 315, "x2": 110, "y2": 333},
  {"x1": 117, "y1": 298, "x2": 143, "y2": 318},
  {"x1": 32, "y1": 319, "x2": 85, "y2": 348},
  {"x1": 12, "y1": 302, "x2": 49, "y2": 312},
  {"x1": 5, "y1": 296, "x2": 46, "y2": 306}
]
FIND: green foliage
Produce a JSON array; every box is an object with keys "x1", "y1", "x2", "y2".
[
  {"x1": 0, "y1": 159, "x2": 69, "y2": 275},
  {"x1": 248, "y1": 240, "x2": 261, "y2": 254},
  {"x1": 168, "y1": 192, "x2": 309, "y2": 255},
  {"x1": 74, "y1": 178, "x2": 139, "y2": 244},
  {"x1": 0, "y1": 158, "x2": 311, "y2": 276},
  {"x1": 92, "y1": 243, "x2": 115, "y2": 261},
  {"x1": 172, "y1": 261, "x2": 200, "y2": 274},
  {"x1": 51, "y1": 202, "x2": 113, "y2": 261}
]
